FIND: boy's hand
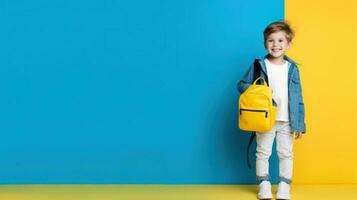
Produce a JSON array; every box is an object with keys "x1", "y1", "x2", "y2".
[{"x1": 293, "y1": 132, "x2": 303, "y2": 139}]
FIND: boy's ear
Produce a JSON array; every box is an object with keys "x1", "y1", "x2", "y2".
[{"x1": 287, "y1": 41, "x2": 292, "y2": 49}]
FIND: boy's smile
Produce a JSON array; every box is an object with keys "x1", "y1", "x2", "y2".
[{"x1": 265, "y1": 31, "x2": 291, "y2": 62}]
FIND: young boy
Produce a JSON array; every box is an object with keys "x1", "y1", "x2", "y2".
[{"x1": 237, "y1": 21, "x2": 306, "y2": 200}]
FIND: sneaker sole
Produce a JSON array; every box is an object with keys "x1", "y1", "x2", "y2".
[
  {"x1": 257, "y1": 195, "x2": 273, "y2": 200},
  {"x1": 276, "y1": 194, "x2": 290, "y2": 200}
]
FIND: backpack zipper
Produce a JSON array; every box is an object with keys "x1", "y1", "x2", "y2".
[{"x1": 240, "y1": 108, "x2": 268, "y2": 118}]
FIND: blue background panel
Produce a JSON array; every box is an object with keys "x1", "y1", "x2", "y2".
[{"x1": 0, "y1": 0, "x2": 283, "y2": 183}]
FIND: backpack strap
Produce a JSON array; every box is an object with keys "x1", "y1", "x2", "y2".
[
  {"x1": 253, "y1": 59, "x2": 260, "y2": 83},
  {"x1": 245, "y1": 59, "x2": 263, "y2": 169},
  {"x1": 253, "y1": 59, "x2": 269, "y2": 86},
  {"x1": 246, "y1": 131, "x2": 256, "y2": 169}
]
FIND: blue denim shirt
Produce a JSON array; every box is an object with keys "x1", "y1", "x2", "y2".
[{"x1": 237, "y1": 55, "x2": 306, "y2": 133}]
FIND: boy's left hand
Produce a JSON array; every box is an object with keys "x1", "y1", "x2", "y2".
[{"x1": 293, "y1": 132, "x2": 303, "y2": 139}]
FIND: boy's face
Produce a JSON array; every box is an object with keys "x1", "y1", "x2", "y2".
[{"x1": 264, "y1": 31, "x2": 291, "y2": 59}]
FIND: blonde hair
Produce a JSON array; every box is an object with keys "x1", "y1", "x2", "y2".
[{"x1": 263, "y1": 21, "x2": 294, "y2": 43}]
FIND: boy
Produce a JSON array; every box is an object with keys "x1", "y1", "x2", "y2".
[{"x1": 237, "y1": 21, "x2": 306, "y2": 200}]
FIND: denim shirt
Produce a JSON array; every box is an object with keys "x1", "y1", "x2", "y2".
[{"x1": 237, "y1": 55, "x2": 306, "y2": 133}]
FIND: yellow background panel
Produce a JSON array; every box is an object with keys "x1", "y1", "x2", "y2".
[{"x1": 285, "y1": 0, "x2": 357, "y2": 184}]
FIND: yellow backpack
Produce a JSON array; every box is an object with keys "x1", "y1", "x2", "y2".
[{"x1": 238, "y1": 77, "x2": 276, "y2": 132}]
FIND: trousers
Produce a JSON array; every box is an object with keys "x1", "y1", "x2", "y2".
[{"x1": 256, "y1": 120, "x2": 294, "y2": 184}]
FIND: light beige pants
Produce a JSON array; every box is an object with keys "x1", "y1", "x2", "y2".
[{"x1": 256, "y1": 121, "x2": 294, "y2": 184}]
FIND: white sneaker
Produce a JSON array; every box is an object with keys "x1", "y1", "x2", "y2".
[
  {"x1": 257, "y1": 181, "x2": 272, "y2": 199},
  {"x1": 276, "y1": 181, "x2": 291, "y2": 200}
]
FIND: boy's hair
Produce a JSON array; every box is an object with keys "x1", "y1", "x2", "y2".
[{"x1": 263, "y1": 21, "x2": 294, "y2": 43}]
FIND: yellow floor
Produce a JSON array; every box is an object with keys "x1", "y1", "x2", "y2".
[{"x1": 0, "y1": 184, "x2": 356, "y2": 200}]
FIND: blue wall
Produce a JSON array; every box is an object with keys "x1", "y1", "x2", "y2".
[{"x1": 0, "y1": 0, "x2": 284, "y2": 184}]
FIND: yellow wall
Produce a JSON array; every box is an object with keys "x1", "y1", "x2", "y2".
[{"x1": 285, "y1": 0, "x2": 357, "y2": 184}]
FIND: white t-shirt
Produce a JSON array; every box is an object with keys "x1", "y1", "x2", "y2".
[{"x1": 264, "y1": 58, "x2": 290, "y2": 121}]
